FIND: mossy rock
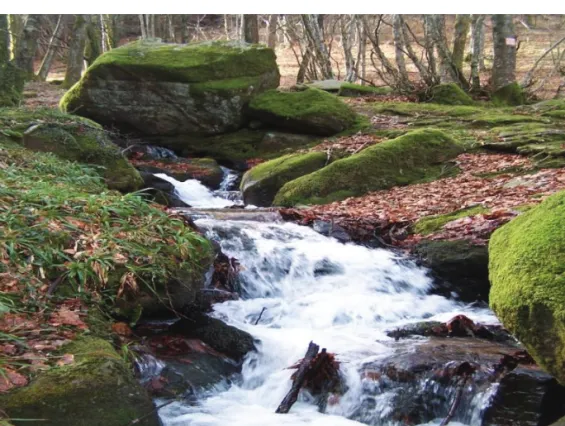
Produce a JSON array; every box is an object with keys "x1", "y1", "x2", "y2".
[
  {"x1": 414, "y1": 239, "x2": 490, "y2": 303},
  {"x1": 413, "y1": 206, "x2": 489, "y2": 235},
  {"x1": 22, "y1": 122, "x2": 142, "y2": 193},
  {"x1": 489, "y1": 190, "x2": 565, "y2": 384},
  {"x1": 60, "y1": 40, "x2": 280, "y2": 136},
  {"x1": 0, "y1": 62, "x2": 25, "y2": 107},
  {"x1": 241, "y1": 152, "x2": 327, "y2": 206},
  {"x1": 337, "y1": 83, "x2": 393, "y2": 97},
  {"x1": 492, "y1": 82, "x2": 526, "y2": 106},
  {"x1": 136, "y1": 157, "x2": 224, "y2": 189},
  {"x1": 552, "y1": 416, "x2": 565, "y2": 426},
  {"x1": 247, "y1": 88, "x2": 357, "y2": 136},
  {"x1": 0, "y1": 337, "x2": 159, "y2": 426},
  {"x1": 274, "y1": 129, "x2": 463, "y2": 206},
  {"x1": 427, "y1": 83, "x2": 474, "y2": 106}
]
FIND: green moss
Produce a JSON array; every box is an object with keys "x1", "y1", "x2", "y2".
[
  {"x1": 483, "y1": 123, "x2": 565, "y2": 154},
  {"x1": 372, "y1": 102, "x2": 482, "y2": 117},
  {"x1": 0, "y1": 337, "x2": 158, "y2": 426},
  {"x1": 241, "y1": 152, "x2": 328, "y2": 206},
  {"x1": 337, "y1": 83, "x2": 393, "y2": 97},
  {"x1": 413, "y1": 205, "x2": 488, "y2": 235},
  {"x1": 1, "y1": 108, "x2": 143, "y2": 193},
  {"x1": 0, "y1": 62, "x2": 25, "y2": 107},
  {"x1": 248, "y1": 88, "x2": 357, "y2": 136},
  {"x1": 428, "y1": 83, "x2": 474, "y2": 106},
  {"x1": 489, "y1": 190, "x2": 565, "y2": 384},
  {"x1": 492, "y1": 82, "x2": 526, "y2": 106},
  {"x1": 274, "y1": 129, "x2": 463, "y2": 206}
]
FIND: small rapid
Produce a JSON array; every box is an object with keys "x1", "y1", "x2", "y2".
[{"x1": 154, "y1": 213, "x2": 497, "y2": 426}]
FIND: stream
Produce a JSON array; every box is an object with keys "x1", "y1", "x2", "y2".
[{"x1": 148, "y1": 172, "x2": 501, "y2": 426}]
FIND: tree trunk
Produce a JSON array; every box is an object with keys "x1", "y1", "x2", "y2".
[
  {"x1": 452, "y1": 14, "x2": 471, "y2": 70},
  {"x1": 296, "y1": 48, "x2": 313, "y2": 84},
  {"x1": 423, "y1": 15, "x2": 438, "y2": 79},
  {"x1": 85, "y1": 15, "x2": 102, "y2": 66},
  {"x1": 14, "y1": 14, "x2": 40, "y2": 77},
  {"x1": 302, "y1": 14, "x2": 333, "y2": 80},
  {"x1": 356, "y1": 17, "x2": 367, "y2": 84},
  {"x1": 392, "y1": 14, "x2": 410, "y2": 86},
  {"x1": 149, "y1": 14, "x2": 156, "y2": 39},
  {"x1": 341, "y1": 15, "x2": 356, "y2": 82},
  {"x1": 491, "y1": 15, "x2": 517, "y2": 91},
  {"x1": 470, "y1": 15, "x2": 485, "y2": 91},
  {"x1": 267, "y1": 14, "x2": 278, "y2": 49},
  {"x1": 430, "y1": 15, "x2": 469, "y2": 89},
  {"x1": 8, "y1": 15, "x2": 25, "y2": 61},
  {"x1": 37, "y1": 15, "x2": 64, "y2": 81},
  {"x1": 167, "y1": 15, "x2": 175, "y2": 42},
  {"x1": 63, "y1": 15, "x2": 88, "y2": 89},
  {"x1": 139, "y1": 14, "x2": 147, "y2": 39},
  {"x1": 0, "y1": 15, "x2": 9, "y2": 64},
  {"x1": 243, "y1": 14, "x2": 259, "y2": 43},
  {"x1": 180, "y1": 15, "x2": 189, "y2": 43}
]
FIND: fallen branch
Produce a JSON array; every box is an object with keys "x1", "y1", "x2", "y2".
[
  {"x1": 254, "y1": 307, "x2": 267, "y2": 325},
  {"x1": 276, "y1": 341, "x2": 320, "y2": 414},
  {"x1": 439, "y1": 362, "x2": 476, "y2": 426}
]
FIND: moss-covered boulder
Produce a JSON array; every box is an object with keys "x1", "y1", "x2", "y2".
[
  {"x1": 0, "y1": 62, "x2": 25, "y2": 107},
  {"x1": 492, "y1": 82, "x2": 526, "y2": 106},
  {"x1": 489, "y1": 190, "x2": 565, "y2": 384},
  {"x1": 274, "y1": 129, "x2": 463, "y2": 206},
  {"x1": 0, "y1": 337, "x2": 159, "y2": 426},
  {"x1": 1, "y1": 108, "x2": 142, "y2": 192},
  {"x1": 414, "y1": 239, "x2": 490, "y2": 303},
  {"x1": 241, "y1": 152, "x2": 327, "y2": 206},
  {"x1": 337, "y1": 83, "x2": 392, "y2": 97},
  {"x1": 247, "y1": 88, "x2": 357, "y2": 136},
  {"x1": 427, "y1": 83, "x2": 474, "y2": 106},
  {"x1": 60, "y1": 40, "x2": 280, "y2": 136}
]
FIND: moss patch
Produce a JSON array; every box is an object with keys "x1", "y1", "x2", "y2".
[
  {"x1": 0, "y1": 337, "x2": 158, "y2": 426},
  {"x1": 413, "y1": 205, "x2": 489, "y2": 235},
  {"x1": 274, "y1": 129, "x2": 463, "y2": 206},
  {"x1": 248, "y1": 88, "x2": 357, "y2": 136},
  {"x1": 489, "y1": 190, "x2": 565, "y2": 384},
  {"x1": 0, "y1": 62, "x2": 25, "y2": 107},
  {"x1": 427, "y1": 83, "x2": 474, "y2": 106},
  {"x1": 337, "y1": 83, "x2": 393, "y2": 97},
  {"x1": 492, "y1": 82, "x2": 526, "y2": 106},
  {"x1": 241, "y1": 152, "x2": 328, "y2": 206}
]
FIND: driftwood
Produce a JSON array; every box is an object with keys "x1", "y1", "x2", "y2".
[
  {"x1": 276, "y1": 341, "x2": 342, "y2": 414},
  {"x1": 276, "y1": 341, "x2": 320, "y2": 413}
]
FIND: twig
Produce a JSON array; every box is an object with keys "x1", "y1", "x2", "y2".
[
  {"x1": 254, "y1": 307, "x2": 267, "y2": 325},
  {"x1": 127, "y1": 399, "x2": 176, "y2": 425}
]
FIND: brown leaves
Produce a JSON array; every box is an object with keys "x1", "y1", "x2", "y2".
[
  {"x1": 49, "y1": 307, "x2": 87, "y2": 330},
  {"x1": 0, "y1": 368, "x2": 28, "y2": 393},
  {"x1": 308, "y1": 133, "x2": 383, "y2": 155}
]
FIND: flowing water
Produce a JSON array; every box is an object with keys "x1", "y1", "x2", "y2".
[{"x1": 151, "y1": 172, "x2": 499, "y2": 426}]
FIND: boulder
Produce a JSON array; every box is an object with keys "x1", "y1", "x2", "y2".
[
  {"x1": 337, "y1": 83, "x2": 392, "y2": 97},
  {"x1": 60, "y1": 40, "x2": 280, "y2": 136},
  {"x1": 170, "y1": 314, "x2": 255, "y2": 362},
  {"x1": 413, "y1": 239, "x2": 490, "y2": 303},
  {"x1": 427, "y1": 83, "x2": 474, "y2": 106},
  {"x1": 0, "y1": 337, "x2": 159, "y2": 426},
  {"x1": 274, "y1": 129, "x2": 463, "y2": 206},
  {"x1": 241, "y1": 152, "x2": 327, "y2": 206},
  {"x1": 138, "y1": 171, "x2": 188, "y2": 207},
  {"x1": 258, "y1": 131, "x2": 318, "y2": 153},
  {"x1": 135, "y1": 157, "x2": 224, "y2": 189},
  {"x1": 489, "y1": 190, "x2": 565, "y2": 385},
  {"x1": 247, "y1": 88, "x2": 357, "y2": 136}
]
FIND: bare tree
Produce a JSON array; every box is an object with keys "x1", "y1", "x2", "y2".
[
  {"x1": 243, "y1": 14, "x2": 259, "y2": 43},
  {"x1": 392, "y1": 14, "x2": 410, "y2": 87},
  {"x1": 139, "y1": 14, "x2": 147, "y2": 39},
  {"x1": 139, "y1": 14, "x2": 156, "y2": 39},
  {"x1": 491, "y1": 14, "x2": 517, "y2": 91},
  {"x1": 302, "y1": 14, "x2": 333, "y2": 80},
  {"x1": 522, "y1": 34, "x2": 565, "y2": 88},
  {"x1": 0, "y1": 15, "x2": 9, "y2": 63},
  {"x1": 340, "y1": 15, "x2": 357, "y2": 82},
  {"x1": 355, "y1": 17, "x2": 367, "y2": 84},
  {"x1": 37, "y1": 15, "x2": 64, "y2": 81},
  {"x1": 452, "y1": 14, "x2": 471, "y2": 70},
  {"x1": 14, "y1": 14, "x2": 40, "y2": 77},
  {"x1": 8, "y1": 15, "x2": 25, "y2": 61},
  {"x1": 63, "y1": 15, "x2": 88, "y2": 88},
  {"x1": 470, "y1": 15, "x2": 486, "y2": 91},
  {"x1": 85, "y1": 15, "x2": 102, "y2": 66},
  {"x1": 267, "y1": 15, "x2": 278, "y2": 48}
]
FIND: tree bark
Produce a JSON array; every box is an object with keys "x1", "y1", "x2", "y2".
[
  {"x1": 37, "y1": 15, "x2": 64, "y2": 81},
  {"x1": 356, "y1": 17, "x2": 367, "y2": 84},
  {"x1": 392, "y1": 14, "x2": 410, "y2": 86},
  {"x1": 63, "y1": 15, "x2": 88, "y2": 89},
  {"x1": 302, "y1": 14, "x2": 333, "y2": 80},
  {"x1": 491, "y1": 15, "x2": 517, "y2": 91},
  {"x1": 0, "y1": 15, "x2": 9, "y2": 64},
  {"x1": 243, "y1": 14, "x2": 259, "y2": 44},
  {"x1": 452, "y1": 14, "x2": 471, "y2": 70},
  {"x1": 8, "y1": 15, "x2": 25, "y2": 61},
  {"x1": 139, "y1": 14, "x2": 147, "y2": 39},
  {"x1": 341, "y1": 15, "x2": 356, "y2": 82},
  {"x1": 423, "y1": 15, "x2": 438, "y2": 79},
  {"x1": 470, "y1": 15, "x2": 486, "y2": 91},
  {"x1": 430, "y1": 15, "x2": 469, "y2": 89},
  {"x1": 85, "y1": 15, "x2": 102, "y2": 66},
  {"x1": 267, "y1": 14, "x2": 278, "y2": 49},
  {"x1": 14, "y1": 14, "x2": 40, "y2": 76}
]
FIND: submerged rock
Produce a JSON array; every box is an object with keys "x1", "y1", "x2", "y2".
[
  {"x1": 413, "y1": 239, "x2": 490, "y2": 303},
  {"x1": 241, "y1": 152, "x2": 328, "y2": 206},
  {"x1": 60, "y1": 40, "x2": 280, "y2": 137},
  {"x1": 247, "y1": 88, "x2": 357, "y2": 136},
  {"x1": 489, "y1": 190, "x2": 565, "y2": 385},
  {"x1": 0, "y1": 337, "x2": 159, "y2": 426}
]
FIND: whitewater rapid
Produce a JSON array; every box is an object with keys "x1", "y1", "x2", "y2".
[{"x1": 155, "y1": 217, "x2": 496, "y2": 426}]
